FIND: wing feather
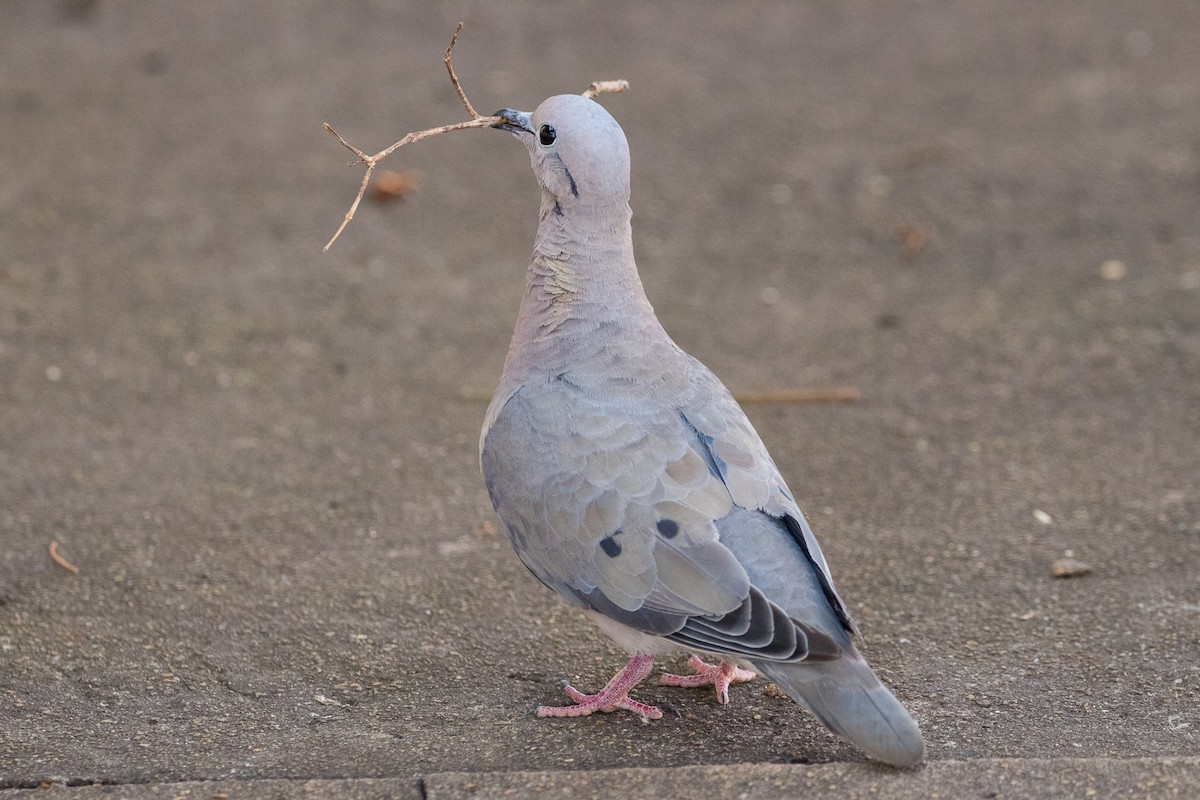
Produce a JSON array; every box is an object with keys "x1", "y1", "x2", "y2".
[{"x1": 481, "y1": 357, "x2": 857, "y2": 665}]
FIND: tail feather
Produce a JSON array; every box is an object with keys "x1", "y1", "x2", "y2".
[{"x1": 756, "y1": 656, "x2": 925, "y2": 768}]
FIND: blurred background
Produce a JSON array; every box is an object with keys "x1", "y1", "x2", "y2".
[{"x1": 1, "y1": 0, "x2": 1197, "y2": 786}]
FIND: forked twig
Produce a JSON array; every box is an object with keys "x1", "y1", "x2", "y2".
[
  {"x1": 322, "y1": 23, "x2": 497, "y2": 252},
  {"x1": 322, "y1": 22, "x2": 629, "y2": 252},
  {"x1": 321, "y1": 117, "x2": 495, "y2": 252}
]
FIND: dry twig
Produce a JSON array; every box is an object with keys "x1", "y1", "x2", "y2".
[
  {"x1": 583, "y1": 80, "x2": 631, "y2": 100},
  {"x1": 322, "y1": 22, "x2": 629, "y2": 252},
  {"x1": 48, "y1": 540, "x2": 79, "y2": 574}
]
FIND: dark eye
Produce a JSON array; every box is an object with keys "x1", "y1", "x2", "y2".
[{"x1": 539, "y1": 124, "x2": 557, "y2": 146}]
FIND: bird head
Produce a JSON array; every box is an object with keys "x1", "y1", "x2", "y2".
[{"x1": 493, "y1": 94, "x2": 630, "y2": 209}]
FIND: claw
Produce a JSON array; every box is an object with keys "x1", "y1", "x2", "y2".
[
  {"x1": 537, "y1": 653, "x2": 663, "y2": 720},
  {"x1": 659, "y1": 656, "x2": 756, "y2": 704}
]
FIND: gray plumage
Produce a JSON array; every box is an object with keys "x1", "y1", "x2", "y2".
[{"x1": 481, "y1": 94, "x2": 924, "y2": 767}]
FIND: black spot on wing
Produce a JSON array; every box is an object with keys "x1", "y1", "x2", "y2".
[
  {"x1": 553, "y1": 200, "x2": 563, "y2": 216},
  {"x1": 656, "y1": 519, "x2": 679, "y2": 539},
  {"x1": 599, "y1": 529, "x2": 623, "y2": 558}
]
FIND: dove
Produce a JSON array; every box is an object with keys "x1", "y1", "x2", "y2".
[{"x1": 480, "y1": 93, "x2": 924, "y2": 767}]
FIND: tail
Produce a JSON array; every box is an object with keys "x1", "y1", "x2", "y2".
[{"x1": 755, "y1": 656, "x2": 925, "y2": 768}]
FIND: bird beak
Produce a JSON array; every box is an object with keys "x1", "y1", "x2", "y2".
[{"x1": 492, "y1": 108, "x2": 533, "y2": 135}]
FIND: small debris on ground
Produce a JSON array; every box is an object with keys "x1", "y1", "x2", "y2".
[
  {"x1": 1052, "y1": 557, "x2": 1092, "y2": 578},
  {"x1": 763, "y1": 683, "x2": 789, "y2": 700},
  {"x1": 371, "y1": 169, "x2": 421, "y2": 203},
  {"x1": 48, "y1": 541, "x2": 80, "y2": 574},
  {"x1": 1100, "y1": 259, "x2": 1127, "y2": 281},
  {"x1": 888, "y1": 217, "x2": 932, "y2": 260}
]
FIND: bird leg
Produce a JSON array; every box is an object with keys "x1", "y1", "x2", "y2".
[
  {"x1": 659, "y1": 655, "x2": 757, "y2": 704},
  {"x1": 537, "y1": 652, "x2": 662, "y2": 720}
]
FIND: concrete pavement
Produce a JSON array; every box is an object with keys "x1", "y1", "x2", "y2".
[{"x1": 1, "y1": 1, "x2": 1197, "y2": 796}]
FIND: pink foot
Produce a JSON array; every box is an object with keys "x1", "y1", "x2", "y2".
[
  {"x1": 537, "y1": 653, "x2": 663, "y2": 720},
  {"x1": 659, "y1": 655, "x2": 756, "y2": 704}
]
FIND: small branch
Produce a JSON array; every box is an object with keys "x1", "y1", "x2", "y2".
[
  {"x1": 322, "y1": 23, "x2": 630, "y2": 252},
  {"x1": 322, "y1": 125, "x2": 378, "y2": 252},
  {"x1": 49, "y1": 540, "x2": 80, "y2": 574},
  {"x1": 374, "y1": 117, "x2": 499, "y2": 162},
  {"x1": 322, "y1": 22, "x2": 502, "y2": 252},
  {"x1": 325, "y1": 123, "x2": 371, "y2": 163},
  {"x1": 444, "y1": 22, "x2": 480, "y2": 120},
  {"x1": 582, "y1": 80, "x2": 630, "y2": 99}
]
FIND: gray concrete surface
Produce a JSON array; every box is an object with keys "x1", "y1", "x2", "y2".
[
  {"x1": 2, "y1": 0, "x2": 1197, "y2": 796},
  {"x1": 3, "y1": 758, "x2": 1200, "y2": 800},
  {"x1": 428, "y1": 758, "x2": 1200, "y2": 799}
]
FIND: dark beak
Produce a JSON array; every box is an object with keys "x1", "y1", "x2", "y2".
[{"x1": 492, "y1": 108, "x2": 533, "y2": 135}]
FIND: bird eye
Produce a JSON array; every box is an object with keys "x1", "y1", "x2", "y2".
[{"x1": 539, "y1": 124, "x2": 557, "y2": 146}]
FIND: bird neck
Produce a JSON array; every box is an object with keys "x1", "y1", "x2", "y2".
[
  {"x1": 482, "y1": 194, "x2": 678, "y2": 442},
  {"x1": 521, "y1": 195, "x2": 655, "y2": 328},
  {"x1": 498, "y1": 195, "x2": 667, "y2": 374}
]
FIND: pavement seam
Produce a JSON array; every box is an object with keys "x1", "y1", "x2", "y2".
[{"x1": 4, "y1": 759, "x2": 1196, "y2": 797}]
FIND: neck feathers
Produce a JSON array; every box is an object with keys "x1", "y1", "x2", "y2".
[
  {"x1": 522, "y1": 196, "x2": 648, "y2": 326},
  {"x1": 483, "y1": 192, "x2": 675, "y2": 446}
]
